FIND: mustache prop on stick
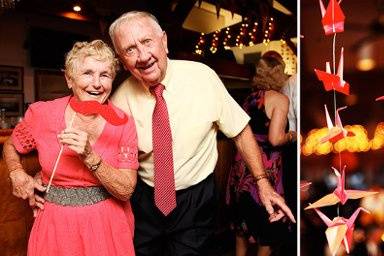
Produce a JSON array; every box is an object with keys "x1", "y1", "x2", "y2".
[{"x1": 46, "y1": 97, "x2": 128, "y2": 193}]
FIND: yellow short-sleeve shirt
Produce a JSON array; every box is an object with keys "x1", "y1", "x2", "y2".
[{"x1": 112, "y1": 59, "x2": 250, "y2": 190}]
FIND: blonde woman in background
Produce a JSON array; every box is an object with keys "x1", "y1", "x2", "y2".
[{"x1": 227, "y1": 54, "x2": 296, "y2": 256}]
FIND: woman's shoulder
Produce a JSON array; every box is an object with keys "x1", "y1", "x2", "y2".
[
  {"x1": 28, "y1": 96, "x2": 70, "y2": 113},
  {"x1": 265, "y1": 90, "x2": 289, "y2": 110},
  {"x1": 265, "y1": 90, "x2": 288, "y2": 101},
  {"x1": 245, "y1": 90, "x2": 264, "y2": 100}
]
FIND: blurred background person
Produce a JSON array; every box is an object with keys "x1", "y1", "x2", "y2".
[{"x1": 226, "y1": 55, "x2": 296, "y2": 256}]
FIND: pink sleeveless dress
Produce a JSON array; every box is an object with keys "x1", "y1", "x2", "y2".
[{"x1": 12, "y1": 96, "x2": 138, "y2": 256}]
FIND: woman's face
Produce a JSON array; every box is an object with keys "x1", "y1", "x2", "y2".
[{"x1": 66, "y1": 56, "x2": 114, "y2": 104}]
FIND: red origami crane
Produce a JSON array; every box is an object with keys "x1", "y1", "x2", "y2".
[
  {"x1": 319, "y1": 104, "x2": 354, "y2": 144},
  {"x1": 319, "y1": 0, "x2": 345, "y2": 35},
  {"x1": 305, "y1": 166, "x2": 377, "y2": 210},
  {"x1": 314, "y1": 207, "x2": 369, "y2": 256},
  {"x1": 314, "y1": 47, "x2": 350, "y2": 95}
]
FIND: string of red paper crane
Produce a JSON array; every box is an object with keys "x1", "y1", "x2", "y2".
[{"x1": 303, "y1": 1, "x2": 378, "y2": 255}]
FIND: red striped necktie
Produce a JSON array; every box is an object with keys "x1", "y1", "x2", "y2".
[{"x1": 151, "y1": 83, "x2": 176, "y2": 216}]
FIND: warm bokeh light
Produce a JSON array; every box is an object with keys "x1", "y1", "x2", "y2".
[
  {"x1": 59, "y1": 12, "x2": 88, "y2": 21},
  {"x1": 356, "y1": 58, "x2": 376, "y2": 71},
  {"x1": 361, "y1": 191, "x2": 384, "y2": 225},
  {"x1": 301, "y1": 124, "x2": 384, "y2": 155},
  {"x1": 73, "y1": 5, "x2": 81, "y2": 12}
]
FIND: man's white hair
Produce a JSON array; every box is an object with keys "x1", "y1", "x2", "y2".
[{"x1": 109, "y1": 11, "x2": 163, "y2": 49}]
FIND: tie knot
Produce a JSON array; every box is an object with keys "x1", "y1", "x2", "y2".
[{"x1": 150, "y1": 83, "x2": 164, "y2": 98}]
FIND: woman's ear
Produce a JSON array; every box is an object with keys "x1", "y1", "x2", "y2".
[{"x1": 65, "y1": 74, "x2": 73, "y2": 89}]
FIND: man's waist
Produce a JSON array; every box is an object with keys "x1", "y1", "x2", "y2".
[
  {"x1": 139, "y1": 169, "x2": 213, "y2": 190},
  {"x1": 138, "y1": 173, "x2": 214, "y2": 195}
]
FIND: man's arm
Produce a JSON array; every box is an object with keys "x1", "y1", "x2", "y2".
[{"x1": 232, "y1": 124, "x2": 296, "y2": 223}]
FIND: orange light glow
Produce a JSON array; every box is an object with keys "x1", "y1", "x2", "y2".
[
  {"x1": 59, "y1": 12, "x2": 88, "y2": 21},
  {"x1": 301, "y1": 124, "x2": 384, "y2": 155}
]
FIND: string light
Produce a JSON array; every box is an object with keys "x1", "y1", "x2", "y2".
[
  {"x1": 194, "y1": 33, "x2": 205, "y2": 55},
  {"x1": 280, "y1": 40, "x2": 297, "y2": 74},
  {"x1": 300, "y1": 124, "x2": 384, "y2": 156},
  {"x1": 223, "y1": 27, "x2": 231, "y2": 50},
  {"x1": 192, "y1": 16, "x2": 290, "y2": 55},
  {"x1": 263, "y1": 16, "x2": 274, "y2": 45},
  {"x1": 249, "y1": 21, "x2": 258, "y2": 46},
  {"x1": 210, "y1": 30, "x2": 220, "y2": 54}
]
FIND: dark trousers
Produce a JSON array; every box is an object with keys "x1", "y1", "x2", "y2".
[{"x1": 131, "y1": 174, "x2": 216, "y2": 256}]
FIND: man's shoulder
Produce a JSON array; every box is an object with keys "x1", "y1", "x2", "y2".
[
  {"x1": 113, "y1": 76, "x2": 141, "y2": 97},
  {"x1": 170, "y1": 59, "x2": 213, "y2": 73}
]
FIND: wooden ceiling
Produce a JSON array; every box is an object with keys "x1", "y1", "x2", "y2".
[{"x1": 6, "y1": 0, "x2": 296, "y2": 58}]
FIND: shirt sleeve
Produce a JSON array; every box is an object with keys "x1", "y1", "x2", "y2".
[
  {"x1": 11, "y1": 102, "x2": 42, "y2": 154},
  {"x1": 281, "y1": 75, "x2": 297, "y2": 131},
  {"x1": 116, "y1": 116, "x2": 139, "y2": 170},
  {"x1": 208, "y1": 69, "x2": 250, "y2": 138}
]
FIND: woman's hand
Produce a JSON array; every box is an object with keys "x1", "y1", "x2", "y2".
[
  {"x1": 58, "y1": 127, "x2": 92, "y2": 156},
  {"x1": 9, "y1": 169, "x2": 46, "y2": 217},
  {"x1": 288, "y1": 130, "x2": 297, "y2": 143}
]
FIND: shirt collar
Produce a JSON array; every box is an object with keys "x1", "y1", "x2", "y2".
[
  {"x1": 160, "y1": 58, "x2": 172, "y2": 91},
  {"x1": 135, "y1": 58, "x2": 172, "y2": 95}
]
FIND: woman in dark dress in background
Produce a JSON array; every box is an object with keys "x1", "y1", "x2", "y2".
[{"x1": 226, "y1": 55, "x2": 297, "y2": 256}]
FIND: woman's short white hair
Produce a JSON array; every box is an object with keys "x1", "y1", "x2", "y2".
[{"x1": 65, "y1": 39, "x2": 119, "y2": 80}]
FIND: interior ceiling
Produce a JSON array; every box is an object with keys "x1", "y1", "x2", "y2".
[
  {"x1": 12, "y1": 0, "x2": 297, "y2": 22},
  {"x1": 302, "y1": 0, "x2": 384, "y2": 73},
  {"x1": 7, "y1": 0, "x2": 296, "y2": 60}
]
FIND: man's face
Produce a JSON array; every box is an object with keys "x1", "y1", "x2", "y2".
[{"x1": 113, "y1": 17, "x2": 168, "y2": 88}]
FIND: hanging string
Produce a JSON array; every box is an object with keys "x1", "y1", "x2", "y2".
[
  {"x1": 331, "y1": 0, "x2": 343, "y2": 216},
  {"x1": 332, "y1": 33, "x2": 337, "y2": 116}
]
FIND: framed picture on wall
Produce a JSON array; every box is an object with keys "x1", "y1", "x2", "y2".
[
  {"x1": 35, "y1": 70, "x2": 70, "y2": 101},
  {"x1": 0, "y1": 93, "x2": 24, "y2": 116},
  {"x1": 0, "y1": 65, "x2": 23, "y2": 91}
]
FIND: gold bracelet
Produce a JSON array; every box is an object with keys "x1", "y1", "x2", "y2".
[
  {"x1": 8, "y1": 162, "x2": 23, "y2": 173},
  {"x1": 88, "y1": 158, "x2": 102, "y2": 172},
  {"x1": 255, "y1": 173, "x2": 268, "y2": 183}
]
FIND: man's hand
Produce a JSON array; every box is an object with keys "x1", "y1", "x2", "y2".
[
  {"x1": 257, "y1": 178, "x2": 296, "y2": 223},
  {"x1": 9, "y1": 170, "x2": 46, "y2": 217},
  {"x1": 32, "y1": 172, "x2": 45, "y2": 217}
]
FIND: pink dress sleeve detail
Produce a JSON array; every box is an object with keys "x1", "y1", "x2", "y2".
[
  {"x1": 116, "y1": 116, "x2": 139, "y2": 170},
  {"x1": 11, "y1": 103, "x2": 41, "y2": 154},
  {"x1": 12, "y1": 122, "x2": 36, "y2": 154}
]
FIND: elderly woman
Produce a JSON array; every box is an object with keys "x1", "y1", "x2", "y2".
[
  {"x1": 4, "y1": 40, "x2": 138, "y2": 255},
  {"x1": 226, "y1": 55, "x2": 297, "y2": 256}
]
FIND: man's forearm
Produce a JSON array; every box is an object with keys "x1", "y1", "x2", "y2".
[{"x1": 233, "y1": 124, "x2": 266, "y2": 177}]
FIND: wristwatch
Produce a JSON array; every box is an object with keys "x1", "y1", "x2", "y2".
[{"x1": 88, "y1": 158, "x2": 102, "y2": 172}]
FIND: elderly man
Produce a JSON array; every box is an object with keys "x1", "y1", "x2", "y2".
[{"x1": 109, "y1": 11, "x2": 295, "y2": 256}]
